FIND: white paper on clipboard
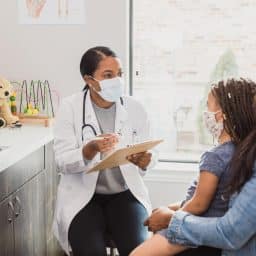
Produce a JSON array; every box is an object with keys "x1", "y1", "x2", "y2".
[{"x1": 87, "y1": 139, "x2": 163, "y2": 173}]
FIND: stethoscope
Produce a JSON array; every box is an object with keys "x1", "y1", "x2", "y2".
[{"x1": 81, "y1": 85, "x2": 124, "y2": 141}]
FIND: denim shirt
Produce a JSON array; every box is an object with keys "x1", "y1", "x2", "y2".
[{"x1": 167, "y1": 162, "x2": 256, "y2": 256}]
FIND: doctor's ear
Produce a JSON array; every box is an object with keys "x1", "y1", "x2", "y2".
[
  {"x1": 83, "y1": 75, "x2": 100, "y2": 90},
  {"x1": 83, "y1": 75, "x2": 93, "y2": 84}
]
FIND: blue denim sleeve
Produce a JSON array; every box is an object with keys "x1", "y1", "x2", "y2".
[{"x1": 167, "y1": 166, "x2": 256, "y2": 250}]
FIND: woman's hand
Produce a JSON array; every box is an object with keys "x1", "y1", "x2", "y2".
[
  {"x1": 93, "y1": 133, "x2": 119, "y2": 153},
  {"x1": 83, "y1": 133, "x2": 119, "y2": 160},
  {"x1": 144, "y1": 207, "x2": 174, "y2": 233},
  {"x1": 127, "y1": 151, "x2": 152, "y2": 170}
]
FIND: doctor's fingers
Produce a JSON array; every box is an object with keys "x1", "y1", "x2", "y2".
[
  {"x1": 127, "y1": 156, "x2": 138, "y2": 165},
  {"x1": 127, "y1": 156, "x2": 144, "y2": 167},
  {"x1": 96, "y1": 136, "x2": 117, "y2": 146},
  {"x1": 97, "y1": 143, "x2": 115, "y2": 153},
  {"x1": 100, "y1": 136, "x2": 119, "y2": 145},
  {"x1": 107, "y1": 136, "x2": 119, "y2": 144},
  {"x1": 132, "y1": 152, "x2": 152, "y2": 161},
  {"x1": 133, "y1": 153, "x2": 152, "y2": 165},
  {"x1": 97, "y1": 146, "x2": 113, "y2": 153},
  {"x1": 127, "y1": 152, "x2": 146, "y2": 163},
  {"x1": 98, "y1": 133, "x2": 118, "y2": 138},
  {"x1": 92, "y1": 140, "x2": 113, "y2": 153},
  {"x1": 99, "y1": 133, "x2": 119, "y2": 140},
  {"x1": 142, "y1": 152, "x2": 152, "y2": 160},
  {"x1": 102, "y1": 138, "x2": 118, "y2": 148}
]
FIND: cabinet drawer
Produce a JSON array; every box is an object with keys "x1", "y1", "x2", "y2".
[{"x1": 0, "y1": 146, "x2": 44, "y2": 202}]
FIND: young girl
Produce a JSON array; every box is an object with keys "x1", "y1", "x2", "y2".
[{"x1": 130, "y1": 78, "x2": 255, "y2": 256}]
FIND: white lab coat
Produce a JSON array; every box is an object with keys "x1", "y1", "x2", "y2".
[{"x1": 52, "y1": 90, "x2": 154, "y2": 255}]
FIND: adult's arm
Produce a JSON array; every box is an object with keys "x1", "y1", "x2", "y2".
[
  {"x1": 54, "y1": 99, "x2": 97, "y2": 174},
  {"x1": 167, "y1": 166, "x2": 256, "y2": 250}
]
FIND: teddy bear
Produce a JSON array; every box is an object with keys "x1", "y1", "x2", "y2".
[{"x1": 0, "y1": 77, "x2": 22, "y2": 128}]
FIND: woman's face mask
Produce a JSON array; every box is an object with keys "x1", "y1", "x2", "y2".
[
  {"x1": 89, "y1": 76, "x2": 124, "y2": 103},
  {"x1": 203, "y1": 110, "x2": 224, "y2": 140}
]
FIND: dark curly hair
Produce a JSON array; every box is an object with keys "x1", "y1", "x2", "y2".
[{"x1": 211, "y1": 78, "x2": 256, "y2": 194}]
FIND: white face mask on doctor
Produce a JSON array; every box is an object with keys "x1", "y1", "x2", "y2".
[
  {"x1": 89, "y1": 76, "x2": 124, "y2": 103},
  {"x1": 203, "y1": 110, "x2": 224, "y2": 140}
]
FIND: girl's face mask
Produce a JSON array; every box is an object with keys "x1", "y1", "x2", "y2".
[{"x1": 203, "y1": 110, "x2": 224, "y2": 140}]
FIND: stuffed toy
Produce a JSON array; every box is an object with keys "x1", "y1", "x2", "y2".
[{"x1": 0, "y1": 77, "x2": 21, "y2": 128}]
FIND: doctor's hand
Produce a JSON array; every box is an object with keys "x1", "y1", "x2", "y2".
[
  {"x1": 127, "y1": 151, "x2": 152, "y2": 170},
  {"x1": 83, "y1": 133, "x2": 119, "y2": 160},
  {"x1": 94, "y1": 133, "x2": 119, "y2": 153},
  {"x1": 143, "y1": 207, "x2": 174, "y2": 233}
]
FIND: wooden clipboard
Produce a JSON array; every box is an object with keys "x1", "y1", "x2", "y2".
[{"x1": 87, "y1": 139, "x2": 163, "y2": 173}]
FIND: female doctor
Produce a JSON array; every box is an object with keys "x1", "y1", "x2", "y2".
[{"x1": 53, "y1": 46, "x2": 155, "y2": 256}]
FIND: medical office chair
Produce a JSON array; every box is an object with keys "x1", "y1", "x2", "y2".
[
  {"x1": 106, "y1": 236, "x2": 117, "y2": 256},
  {"x1": 66, "y1": 234, "x2": 117, "y2": 256}
]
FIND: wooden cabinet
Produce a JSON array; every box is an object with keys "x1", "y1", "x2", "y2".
[
  {"x1": 0, "y1": 142, "x2": 62, "y2": 256},
  {"x1": 0, "y1": 197, "x2": 14, "y2": 256},
  {"x1": 13, "y1": 171, "x2": 46, "y2": 256}
]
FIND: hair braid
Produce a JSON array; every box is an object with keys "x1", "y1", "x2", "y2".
[{"x1": 211, "y1": 78, "x2": 256, "y2": 194}]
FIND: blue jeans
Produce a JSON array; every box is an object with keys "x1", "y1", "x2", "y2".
[{"x1": 68, "y1": 190, "x2": 148, "y2": 256}]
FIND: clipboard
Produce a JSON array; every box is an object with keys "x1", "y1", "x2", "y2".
[{"x1": 87, "y1": 139, "x2": 163, "y2": 173}]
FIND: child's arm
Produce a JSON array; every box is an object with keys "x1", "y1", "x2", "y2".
[
  {"x1": 145, "y1": 171, "x2": 219, "y2": 232},
  {"x1": 168, "y1": 202, "x2": 182, "y2": 211},
  {"x1": 136, "y1": 171, "x2": 220, "y2": 256},
  {"x1": 181, "y1": 171, "x2": 219, "y2": 215}
]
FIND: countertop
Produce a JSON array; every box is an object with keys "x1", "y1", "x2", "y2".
[{"x1": 0, "y1": 125, "x2": 54, "y2": 173}]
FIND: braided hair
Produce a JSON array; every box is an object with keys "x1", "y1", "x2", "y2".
[{"x1": 211, "y1": 78, "x2": 256, "y2": 194}]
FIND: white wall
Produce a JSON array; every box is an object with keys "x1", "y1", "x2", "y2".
[
  {"x1": 0, "y1": 1, "x2": 198, "y2": 208},
  {"x1": 0, "y1": 0, "x2": 130, "y2": 97},
  {"x1": 144, "y1": 163, "x2": 198, "y2": 208}
]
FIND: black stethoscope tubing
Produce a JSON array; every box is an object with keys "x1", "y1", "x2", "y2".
[{"x1": 81, "y1": 85, "x2": 123, "y2": 141}]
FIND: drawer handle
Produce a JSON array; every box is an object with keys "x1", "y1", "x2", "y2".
[
  {"x1": 13, "y1": 196, "x2": 22, "y2": 218},
  {"x1": 8, "y1": 201, "x2": 14, "y2": 223}
]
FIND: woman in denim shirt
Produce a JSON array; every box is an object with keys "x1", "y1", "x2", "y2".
[
  {"x1": 166, "y1": 162, "x2": 256, "y2": 256},
  {"x1": 130, "y1": 78, "x2": 256, "y2": 256}
]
